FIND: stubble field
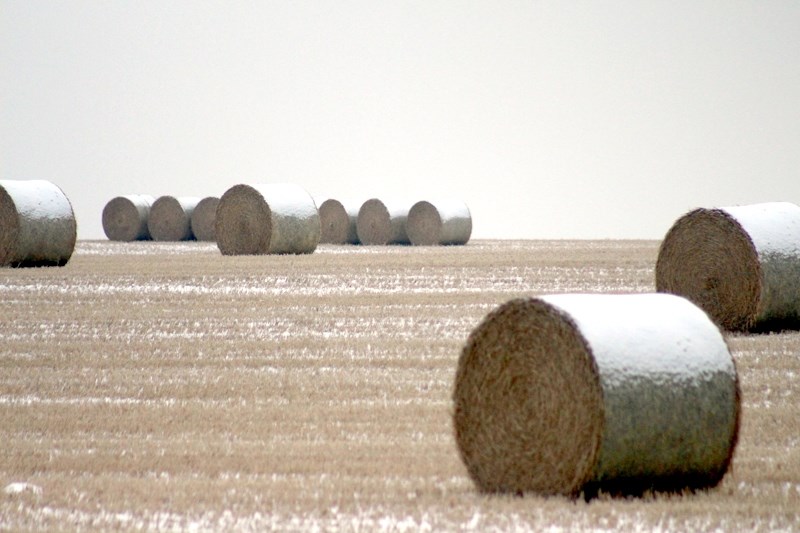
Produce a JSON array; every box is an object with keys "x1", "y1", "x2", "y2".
[{"x1": 1, "y1": 240, "x2": 798, "y2": 531}]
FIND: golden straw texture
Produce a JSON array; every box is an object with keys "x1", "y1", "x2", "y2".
[
  {"x1": 190, "y1": 196, "x2": 219, "y2": 242},
  {"x1": 148, "y1": 196, "x2": 200, "y2": 241},
  {"x1": 356, "y1": 199, "x2": 410, "y2": 245},
  {"x1": 318, "y1": 199, "x2": 360, "y2": 244},
  {"x1": 407, "y1": 199, "x2": 472, "y2": 246}
]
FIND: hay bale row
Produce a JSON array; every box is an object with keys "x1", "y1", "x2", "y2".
[
  {"x1": 102, "y1": 195, "x2": 219, "y2": 242},
  {"x1": 656, "y1": 202, "x2": 800, "y2": 332},
  {"x1": 1, "y1": 179, "x2": 77, "y2": 267},
  {"x1": 454, "y1": 293, "x2": 740, "y2": 497},
  {"x1": 317, "y1": 197, "x2": 472, "y2": 246}
]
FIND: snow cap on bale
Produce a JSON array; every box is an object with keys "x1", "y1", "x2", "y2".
[
  {"x1": 318, "y1": 198, "x2": 361, "y2": 244},
  {"x1": 407, "y1": 198, "x2": 472, "y2": 246},
  {"x1": 102, "y1": 195, "x2": 155, "y2": 241},
  {"x1": 0, "y1": 179, "x2": 77, "y2": 267},
  {"x1": 656, "y1": 202, "x2": 800, "y2": 331},
  {"x1": 215, "y1": 183, "x2": 320, "y2": 255},
  {"x1": 148, "y1": 196, "x2": 201, "y2": 241},
  {"x1": 356, "y1": 198, "x2": 411, "y2": 245},
  {"x1": 453, "y1": 293, "x2": 740, "y2": 497},
  {"x1": 190, "y1": 196, "x2": 219, "y2": 242}
]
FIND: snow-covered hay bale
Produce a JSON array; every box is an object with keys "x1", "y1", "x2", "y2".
[
  {"x1": 453, "y1": 293, "x2": 740, "y2": 497},
  {"x1": 0, "y1": 179, "x2": 77, "y2": 267},
  {"x1": 215, "y1": 183, "x2": 320, "y2": 255},
  {"x1": 147, "y1": 196, "x2": 201, "y2": 241},
  {"x1": 190, "y1": 196, "x2": 219, "y2": 242},
  {"x1": 102, "y1": 195, "x2": 155, "y2": 242},
  {"x1": 356, "y1": 199, "x2": 410, "y2": 245},
  {"x1": 318, "y1": 199, "x2": 360, "y2": 244},
  {"x1": 656, "y1": 202, "x2": 800, "y2": 331},
  {"x1": 407, "y1": 199, "x2": 472, "y2": 245}
]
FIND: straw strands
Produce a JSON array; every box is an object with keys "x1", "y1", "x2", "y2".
[
  {"x1": 0, "y1": 179, "x2": 78, "y2": 267},
  {"x1": 356, "y1": 199, "x2": 411, "y2": 245},
  {"x1": 453, "y1": 293, "x2": 740, "y2": 497},
  {"x1": 190, "y1": 196, "x2": 219, "y2": 242},
  {"x1": 407, "y1": 199, "x2": 472, "y2": 246},
  {"x1": 148, "y1": 196, "x2": 201, "y2": 241},
  {"x1": 102, "y1": 195, "x2": 155, "y2": 242},
  {"x1": 656, "y1": 202, "x2": 800, "y2": 331},
  {"x1": 215, "y1": 183, "x2": 320, "y2": 255},
  {"x1": 318, "y1": 199, "x2": 360, "y2": 244}
]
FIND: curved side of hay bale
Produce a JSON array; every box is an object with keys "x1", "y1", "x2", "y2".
[
  {"x1": 148, "y1": 196, "x2": 201, "y2": 241},
  {"x1": 0, "y1": 180, "x2": 77, "y2": 267},
  {"x1": 190, "y1": 196, "x2": 219, "y2": 242},
  {"x1": 318, "y1": 199, "x2": 360, "y2": 244},
  {"x1": 453, "y1": 293, "x2": 740, "y2": 497},
  {"x1": 407, "y1": 199, "x2": 472, "y2": 245},
  {"x1": 356, "y1": 199, "x2": 410, "y2": 245},
  {"x1": 656, "y1": 202, "x2": 800, "y2": 331},
  {"x1": 102, "y1": 195, "x2": 155, "y2": 242},
  {"x1": 215, "y1": 183, "x2": 320, "y2": 255}
]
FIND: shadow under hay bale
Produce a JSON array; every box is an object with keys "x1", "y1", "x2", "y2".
[
  {"x1": 148, "y1": 196, "x2": 200, "y2": 241},
  {"x1": 0, "y1": 179, "x2": 77, "y2": 267},
  {"x1": 215, "y1": 183, "x2": 320, "y2": 255},
  {"x1": 102, "y1": 194, "x2": 155, "y2": 242},
  {"x1": 656, "y1": 202, "x2": 800, "y2": 332},
  {"x1": 453, "y1": 293, "x2": 740, "y2": 498},
  {"x1": 356, "y1": 199, "x2": 411, "y2": 245},
  {"x1": 407, "y1": 199, "x2": 472, "y2": 246},
  {"x1": 190, "y1": 196, "x2": 219, "y2": 242},
  {"x1": 318, "y1": 198, "x2": 360, "y2": 244}
]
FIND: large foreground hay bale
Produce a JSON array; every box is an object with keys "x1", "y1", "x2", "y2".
[
  {"x1": 407, "y1": 199, "x2": 472, "y2": 245},
  {"x1": 656, "y1": 202, "x2": 800, "y2": 331},
  {"x1": 318, "y1": 198, "x2": 360, "y2": 244},
  {"x1": 453, "y1": 293, "x2": 740, "y2": 497},
  {"x1": 0, "y1": 179, "x2": 77, "y2": 267},
  {"x1": 148, "y1": 196, "x2": 201, "y2": 241},
  {"x1": 102, "y1": 194, "x2": 155, "y2": 241},
  {"x1": 190, "y1": 196, "x2": 219, "y2": 242},
  {"x1": 215, "y1": 183, "x2": 320, "y2": 255},
  {"x1": 356, "y1": 199, "x2": 410, "y2": 245}
]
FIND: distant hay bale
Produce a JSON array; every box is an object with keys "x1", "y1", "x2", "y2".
[
  {"x1": 453, "y1": 293, "x2": 740, "y2": 497},
  {"x1": 215, "y1": 183, "x2": 320, "y2": 255},
  {"x1": 102, "y1": 194, "x2": 155, "y2": 241},
  {"x1": 190, "y1": 196, "x2": 219, "y2": 242},
  {"x1": 318, "y1": 199, "x2": 360, "y2": 244},
  {"x1": 148, "y1": 196, "x2": 201, "y2": 241},
  {"x1": 0, "y1": 179, "x2": 77, "y2": 267},
  {"x1": 407, "y1": 199, "x2": 472, "y2": 246},
  {"x1": 356, "y1": 199, "x2": 411, "y2": 245},
  {"x1": 656, "y1": 202, "x2": 800, "y2": 331}
]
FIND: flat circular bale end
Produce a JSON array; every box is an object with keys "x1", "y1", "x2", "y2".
[
  {"x1": 656, "y1": 208, "x2": 761, "y2": 331},
  {"x1": 215, "y1": 184, "x2": 273, "y2": 255},
  {"x1": 407, "y1": 201, "x2": 442, "y2": 246},
  {"x1": 357, "y1": 199, "x2": 392, "y2": 245},
  {"x1": 453, "y1": 298, "x2": 604, "y2": 496}
]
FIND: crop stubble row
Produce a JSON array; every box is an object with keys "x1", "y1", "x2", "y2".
[{"x1": 1, "y1": 240, "x2": 798, "y2": 530}]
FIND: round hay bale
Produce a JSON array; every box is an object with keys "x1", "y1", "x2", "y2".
[
  {"x1": 407, "y1": 199, "x2": 472, "y2": 246},
  {"x1": 147, "y1": 196, "x2": 201, "y2": 241},
  {"x1": 656, "y1": 202, "x2": 800, "y2": 331},
  {"x1": 190, "y1": 196, "x2": 219, "y2": 242},
  {"x1": 356, "y1": 199, "x2": 411, "y2": 245},
  {"x1": 453, "y1": 293, "x2": 740, "y2": 497},
  {"x1": 0, "y1": 179, "x2": 77, "y2": 267},
  {"x1": 102, "y1": 194, "x2": 155, "y2": 241},
  {"x1": 318, "y1": 198, "x2": 360, "y2": 244},
  {"x1": 215, "y1": 183, "x2": 320, "y2": 255}
]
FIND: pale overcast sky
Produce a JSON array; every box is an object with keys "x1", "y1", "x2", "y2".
[{"x1": 2, "y1": 1, "x2": 799, "y2": 240}]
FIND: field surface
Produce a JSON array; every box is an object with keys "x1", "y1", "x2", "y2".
[{"x1": 1, "y1": 240, "x2": 798, "y2": 531}]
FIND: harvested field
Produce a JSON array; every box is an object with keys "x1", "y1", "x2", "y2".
[{"x1": 1, "y1": 240, "x2": 798, "y2": 531}]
